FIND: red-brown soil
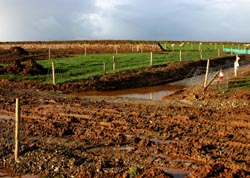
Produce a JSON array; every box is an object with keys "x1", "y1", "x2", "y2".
[{"x1": 0, "y1": 47, "x2": 250, "y2": 177}]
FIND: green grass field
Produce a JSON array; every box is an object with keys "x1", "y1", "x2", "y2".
[
  {"x1": 39, "y1": 50, "x2": 230, "y2": 84},
  {"x1": 0, "y1": 45, "x2": 232, "y2": 84}
]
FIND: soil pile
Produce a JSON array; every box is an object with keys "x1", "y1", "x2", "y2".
[
  {"x1": 5, "y1": 59, "x2": 46, "y2": 75},
  {"x1": 10, "y1": 46, "x2": 28, "y2": 55}
]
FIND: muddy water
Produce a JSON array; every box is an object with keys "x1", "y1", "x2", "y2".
[
  {"x1": 80, "y1": 64, "x2": 250, "y2": 100},
  {"x1": 0, "y1": 115, "x2": 13, "y2": 120},
  {"x1": 81, "y1": 84, "x2": 186, "y2": 100}
]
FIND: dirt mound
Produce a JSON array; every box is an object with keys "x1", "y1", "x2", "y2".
[
  {"x1": 5, "y1": 59, "x2": 46, "y2": 75},
  {"x1": 10, "y1": 46, "x2": 28, "y2": 55},
  {"x1": 22, "y1": 59, "x2": 47, "y2": 75},
  {"x1": 6, "y1": 60, "x2": 24, "y2": 74}
]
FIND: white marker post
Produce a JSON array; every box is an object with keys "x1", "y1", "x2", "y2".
[{"x1": 234, "y1": 55, "x2": 240, "y2": 77}]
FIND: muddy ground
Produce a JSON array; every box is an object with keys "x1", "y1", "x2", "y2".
[{"x1": 0, "y1": 52, "x2": 250, "y2": 177}]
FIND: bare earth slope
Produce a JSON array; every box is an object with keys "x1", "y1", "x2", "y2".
[
  {"x1": 0, "y1": 52, "x2": 250, "y2": 177},
  {"x1": 0, "y1": 69, "x2": 250, "y2": 177}
]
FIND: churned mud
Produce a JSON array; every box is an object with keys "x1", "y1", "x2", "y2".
[{"x1": 0, "y1": 51, "x2": 250, "y2": 177}]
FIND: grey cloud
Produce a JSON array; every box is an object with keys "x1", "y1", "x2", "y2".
[{"x1": 0, "y1": 0, "x2": 250, "y2": 42}]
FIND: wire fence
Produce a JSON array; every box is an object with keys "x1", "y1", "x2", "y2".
[
  {"x1": 44, "y1": 50, "x2": 233, "y2": 84},
  {"x1": 0, "y1": 47, "x2": 247, "y2": 85},
  {"x1": 187, "y1": 58, "x2": 250, "y2": 89}
]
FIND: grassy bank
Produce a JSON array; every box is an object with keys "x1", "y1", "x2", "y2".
[{"x1": 0, "y1": 50, "x2": 229, "y2": 84}]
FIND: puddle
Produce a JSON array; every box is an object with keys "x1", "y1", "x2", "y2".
[
  {"x1": 74, "y1": 64, "x2": 250, "y2": 100},
  {"x1": 0, "y1": 115, "x2": 13, "y2": 120},
  {"x1": 152, "y1": 154, "x2": 196, "y2": 164},
  {"x1": 157, "y1": 167, "x2": 189, "y2": 178},
  {"x1": 37, "y1": 104, "x2": 53, "y2": 109},
  {"x1": 114, "y1": 145, "x2": 197, "y2": 165},
  {"x1": 113, "y1": 146, "x2": 134, "y2": 152},
  {"x1": 124, "y1": 134, "x2": 181, "y2": 145},
  {"x1": 149, "y1": 138, "x2": 181, "y2": 145},
  {"x1": 76, "y1": 84, "x2": 186, "y2": 100},
  {"x1": 114, "y1": 134, "x2": 196, "y2": 166}
]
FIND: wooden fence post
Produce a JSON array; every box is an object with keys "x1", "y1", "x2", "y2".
[
  {"x1": 179, "y1": 50, "x2": 182, "y2": 61},
  {"x1": 84, "y1": 45, "x2": 87, "y2": 56},
  {"x1": 15, "y1": 98, "x2": 20, "y2": 163},
  {"x1": 200, "y1": 49, "x2": 203, "y2": 59},
  {"x1": 150, "y1": 52, "x2": 153, "y2": 66},
  {"x1": 204, "y1": 59, "x2": 210, "y2": 87},
  {"x1": 115, "y1": 45, "x2": 118, "y2": 55},
  {"x1": 48, "y1": 47, "x2": 51, "y2": 59},
  {"x1": 112, "y1": 56, "x2": 115, "y2": 73},
  {"x1": 52, "y1": 61, "x2": 56, "y2": 85},
  {"x1": 203, "y1": 71, "x2": 219, "y2": 91},
  {"x1": 218, "y1": 49, "x2": 220, "y2": 57},
  {"x1": 103, "y1": 62, "x2": 106, "y2": 74}
]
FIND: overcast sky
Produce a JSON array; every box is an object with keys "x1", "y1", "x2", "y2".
[{"x1": 0, "y1": 0, "x2": 250, "y2": 42}]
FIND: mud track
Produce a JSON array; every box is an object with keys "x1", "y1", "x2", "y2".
[{"x1": 0, "y1": 55, "x2": 250, "y2": 177}]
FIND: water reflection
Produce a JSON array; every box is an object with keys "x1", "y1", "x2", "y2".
[
  {"x1": 0, "y1": 115, "x2": 13, "y2": 120},
  {"x1": 81, "y1": 84, "x2": 185, "y2": 100}
]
